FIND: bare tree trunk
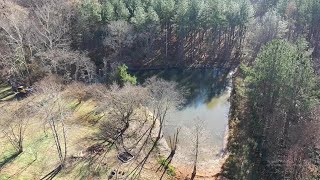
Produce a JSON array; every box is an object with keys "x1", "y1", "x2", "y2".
[
  {"x1": 158, "y1": 128, "x2": 180, "y2": 180},
  {"x1": 165, "y1": 22, "x2": 168, "y2": 60},
  {"x1": 191, "y1": 129, "x2": 199, "y2": 180},
  {"x1": 18, "y1": 124, "x2": 23, "y2": 153}
]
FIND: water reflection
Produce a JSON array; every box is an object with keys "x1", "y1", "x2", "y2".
[
  {"x1": 166, "y1": 91, "x2": 230, "y2": 151},
  {"x1": 131, "y1": 68, "x2": 231, "y2": 166},
  {"x1": 131, "y1": 68, "x2": 230, "y2": 107}
]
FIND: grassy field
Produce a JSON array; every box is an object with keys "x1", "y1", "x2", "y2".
[
  {"x1": 0, "y1": 83, "x2": 172, "y2": 180},
  {"x1": 0, "y1": 98, "x2": 98, "y2": 179}
]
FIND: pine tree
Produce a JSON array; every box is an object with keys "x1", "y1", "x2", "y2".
[
  {"x1": 101, "y1": 1, "x2": 115, "y2": 23},
  {"x1": 131, "y1": 5, "x2": 147, "y2": 29},
  {"x1": 112, "y1": 0, "x2": 130, "y2": 20},
  {"x1": 80, "y1": 0, "x2": 102, "y2": 22},
  {"x1": 244, "y1": 39, "x2": 316, "y2": 179},
  {"x1": 175, "y1": 0, "x2": 189, "y2": 38}
]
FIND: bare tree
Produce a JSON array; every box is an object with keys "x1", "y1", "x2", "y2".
[
  {"x1": 102, "y1": 20, "x2": 135, "y2": 73},
  {"x1": 157, "y1": 128, "x2": 180, "y2": 180},
  {"x1": 190, "y1": 118, "x2": 204, "y2": 180},
  {"x1": 29, "y1": 0, "x2": 74, "y2": 50},
  {"x1": 0, "y1": 101, "x2": 35, "y2": 154},
  {"x1": 0, "y1": 0, "x2": 75, "y2": 83},
  {"x1": 90, "y1": 77, "x2": 184, "y2": 179},
  {"x1": 0, "y1": 0, "x2": 34, "y2": 83},
  {"x1": 29, "y1": 0, "x2": 96, "y2": 83},
  {"x1": 36, "y1": 48, "x2": 96, "y2": 83},
  {"x1": 81, "y1": 82, "x2": 149, "y2": 174},
  {"x1": 103, "y1": 20, "x2": 135, "y2": 55},
  {"x1": 34, "y1": 76, "x2": 70, "y2": 179},
  {"x1": 129, "y1": 77, "x2": 185, "y2": 179},
  {"x1": 62, "y1": 82, "x2": 92, "y2": 106},
  {"x1": 97, "y1": 83, "x2": 148, "y2": 148}
]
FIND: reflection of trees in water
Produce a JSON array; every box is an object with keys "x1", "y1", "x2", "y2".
[
  {"x1": 172, "y1": 123, "x2": 222, "y2": 166},
  {"x1": 131, "y1": 68, "x2": 230, "y2": 108}
]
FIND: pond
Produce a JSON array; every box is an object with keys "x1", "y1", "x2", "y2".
[{"x1": 131, "y1": 68, "x2": 232, "y2": 173}]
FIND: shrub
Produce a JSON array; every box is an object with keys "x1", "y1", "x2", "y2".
[
  {"x1": 116, "y1": 64, "x2": 137, "y2": 86},
  {"x1": 158, "y1": 157, "x2": 176, "y2": 176}
]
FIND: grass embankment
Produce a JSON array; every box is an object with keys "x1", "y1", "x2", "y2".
[
  {"x1": 0, "y1": 94, "x2": 98, "y2": 179},
  {"x1": 0, "y1": 83, "x2": 15, "y2": 101},
  {"x1": 0, "y1": 82, "x2": 172, "y2": 180}
]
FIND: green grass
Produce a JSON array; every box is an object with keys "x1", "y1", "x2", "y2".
[
  {"x1": 1, "y1": 94, "x2": 16, "y2": 101},
  {"x1": 0, "y1": 88, "x2": 165, "y2": 179},
  {"x1": 66, "y1": 99, "x2": 82, "y2": 110},
  {"x1": 0, "y1": 146, "x2": 16, "y2": 162},
  {"x1": 0, "y1": 174, "x2": 10, "y2": 180},
  {"x1": 0, "y1": 148, "x2": 20, "y2": 169},
  {"x1": 0, "y1": 83, "x2": 15, "y2": 101},
  {"x1": 71, "y1": 100, "x2": 106, "y2": 125},
  {"x1": 158, "y1": 157, "x2": 176, "y2": 177},
  {"x1": 0, "y1": 83, "x2": 9, "y2": 88},
  {"x1": 58, "y1": 160, "x2": 111, "y2": 180},
  {"x1": 0, "y1": 86, "x2": 11, "y2": 94},
  {"x1": 0, "y1": 129, "x2": 57, "y2": 179}
]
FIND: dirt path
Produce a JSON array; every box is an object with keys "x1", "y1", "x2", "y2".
[{"x1": 172, "y1": 154, "x2": 227, "y2": 180}]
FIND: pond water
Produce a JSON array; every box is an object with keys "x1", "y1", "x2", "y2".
[{"x1": 131, "y1": 68, "x2": 232, "y2": 170}]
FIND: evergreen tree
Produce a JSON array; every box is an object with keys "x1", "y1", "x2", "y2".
[
  {"x1": 244, "y1": 39, "x2": 316, "y2": 179},
  {"x1": 131, "y1": 5, "x2": 147, "y2": 29},
  {"x1": 175, "y1": 0, "x2": 189, "y2": 38},
  {"x1": 112, "y1": 0, "x2": 130, "y2": 20},
  {"x1": 80, "y1": 0, "x2": 102, "y2": 22},
  {"x1": 146, "y1": 6, "x2": 160, "y2": 25},
  {"x1": 116, "y1": 64, "x2": 137, "y2": 85},
  {"x1": 154, "y1": 0, "x2": 175, "y2": 26},
  {"x1": 101, "y1": 1, "x2": 115, "y2": 23}
]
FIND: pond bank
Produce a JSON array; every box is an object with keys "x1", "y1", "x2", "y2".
[
  {"x1": 169, "y1": 91, "x2": 232, "y2": 179},
  {"x1": 151, "y1": 69, "x2": 235, "y2": 179}
]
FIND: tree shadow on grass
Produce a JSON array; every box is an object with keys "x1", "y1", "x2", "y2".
[
  {"x1": 0, "y1": 151, "x2": 21, "y2": 170},
  {"x1": 40, "y1": 165, "x2": 62, "y2": 180},
  {"x1": 9, "y1": 156, "x2": 37, "y2": 178}
]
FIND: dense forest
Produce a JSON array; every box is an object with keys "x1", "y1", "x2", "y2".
[
  {"x1": 0, "y1": 0, "x2": 253, "y2": 84},
  {"x1": 0, "y1": 0, "x2": 320, "y2": 179}
]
